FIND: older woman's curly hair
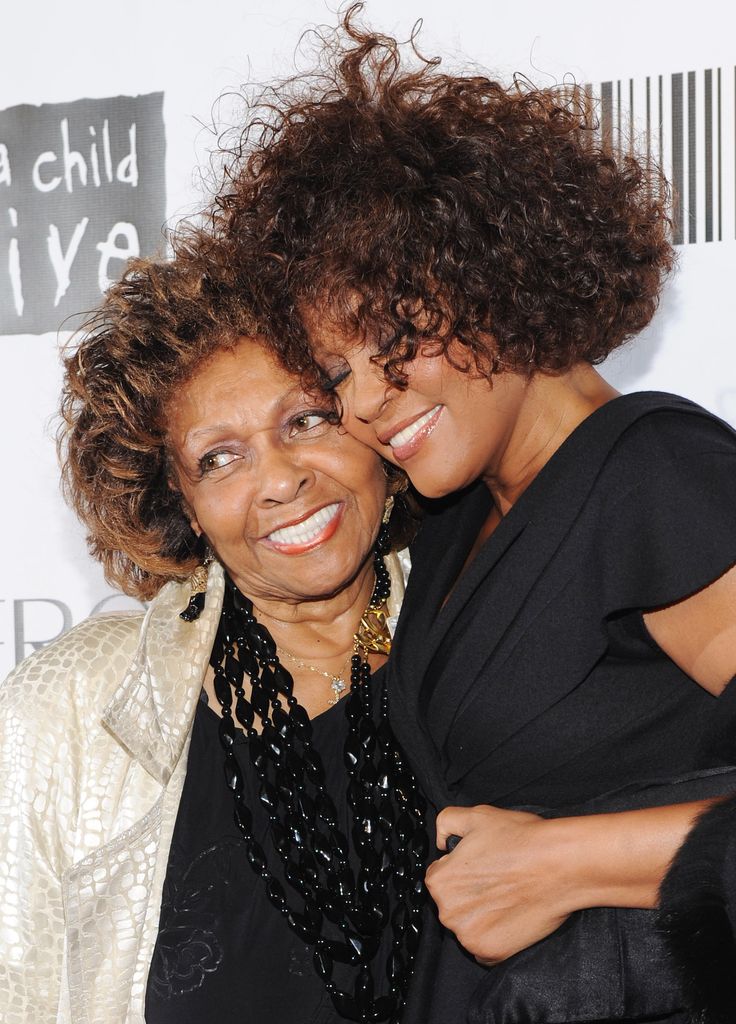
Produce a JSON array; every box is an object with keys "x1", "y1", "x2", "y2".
[
  {"x1": 212, "y1": 5, "x2": 674, "y2": 379},
  {"x1": 59, "y1": 253, "x2": 416, "y2": 600},
  {"x1": 59, "y1": 258, "x2": 262, "y2": 600}
]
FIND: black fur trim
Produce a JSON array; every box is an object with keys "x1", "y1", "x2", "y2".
[{"x1": 657, "y1": 793, "x2": 736, "y2": 1023}]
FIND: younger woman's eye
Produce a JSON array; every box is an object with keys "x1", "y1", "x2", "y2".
[
  {"x1": 321, "y1": 362, "x2": 352, "y2": 392},
  {"x1": 289, "y1": 410, "x2": 339, "y2": 435}
]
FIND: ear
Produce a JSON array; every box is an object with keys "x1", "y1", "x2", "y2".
[
  {"x1": 166, "y1": 473, "x2": 202, "y2": 538},
  {"x1": 179, "y1": 495, "x2": 202, "y2": 539}
]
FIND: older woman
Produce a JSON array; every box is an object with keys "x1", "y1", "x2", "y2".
[
  {"x1": 0, "y1": 257, "x2": 427, "y2": 1024},
  {"x1": 210, "y1": 15, "x2": 736, "y2": 1024}
]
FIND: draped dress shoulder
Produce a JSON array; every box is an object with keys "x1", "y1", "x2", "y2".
[{"x1": 392, "y1": 392, "x2": 736, "y2": 1024}]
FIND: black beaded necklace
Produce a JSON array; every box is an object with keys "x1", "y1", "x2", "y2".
[{"x1": 205, "y1": 546, "x2": 427, "y2": 1023}]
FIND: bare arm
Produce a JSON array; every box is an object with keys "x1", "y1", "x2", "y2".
[
  {"x1": 643, "y1": 560, "x2": 736, "y2": 695},
  {"x1": 428, "y1": 798, "x2": 711, "y2": 963}
]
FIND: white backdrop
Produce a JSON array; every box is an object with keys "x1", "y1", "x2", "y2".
[{"x1": 2, "y1": 0, "x2": 735, "y2": 677}]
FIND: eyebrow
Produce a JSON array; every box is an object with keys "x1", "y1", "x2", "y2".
[
  {"x1": 183, "y1": 424, "x2": 234, "y2": 446},
  {"x1": 178, "y1": 385, "x2": 318, "y2": 451}
]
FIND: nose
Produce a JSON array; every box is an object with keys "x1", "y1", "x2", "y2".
[
  {"x1": 256, "y1": 444, "x2": 314, "y2": 507},
  {"x1": 345, "y1": 363, "x2": 390, "y2": 425}
]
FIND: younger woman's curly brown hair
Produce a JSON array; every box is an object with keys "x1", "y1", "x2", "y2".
[
  {"x1": 213, "y1": 5, "x2": 675, "y2": 379},
  {"x1": 59, "y1": 258, "x2": 261, "y2": 599}
]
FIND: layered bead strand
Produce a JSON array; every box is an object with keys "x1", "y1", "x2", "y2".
[{"x1": 209, "y1": 559, "x2": 427, "y2": 1023}]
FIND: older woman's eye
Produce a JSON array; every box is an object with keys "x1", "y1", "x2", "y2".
[{"x1": 198, "y1": 450, "x2": 238, "y2": 474}]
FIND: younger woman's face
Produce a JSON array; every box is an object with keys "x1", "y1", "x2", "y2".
[{"x1": 311, "y1": 328, "x2": 530, "y2": 499}]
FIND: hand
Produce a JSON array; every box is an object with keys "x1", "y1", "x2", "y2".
[{"x1": 425, "y1": 804, "x2": 572, "y2": 964}]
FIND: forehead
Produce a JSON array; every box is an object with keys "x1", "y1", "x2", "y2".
[
  {"x1": 165, "y1": 338, "x2": 303, "y2": 437},
  {"x1": 189, "y1": 336, "x2": 294, "y2": 389},
  {"x1": 300, "y1": 302, "x2": 369, "y2": 356}
]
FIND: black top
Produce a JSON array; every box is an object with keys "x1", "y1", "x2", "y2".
[
  {"x1": 391, "y1": 393, "x2": 736, "y2": 1024},
  {"x1": 146, "y1": 672, "x2": 386, "y2": 1024}
]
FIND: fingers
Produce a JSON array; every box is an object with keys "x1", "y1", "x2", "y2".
[
  {"x1": 424, "y1": 861, "x2": 516, "y2": 963},
  {"x1": 427, "y1": 803, "x2": 567, "y2": 963},
  {"x1": 435, "y1": 804, "x2": 475, "y2": 851},
  {"x1": 435, "y1": 803, "x2": 498, "y2": 851}
]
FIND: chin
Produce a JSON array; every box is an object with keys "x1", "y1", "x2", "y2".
[
  {"x1": 301, "y1": 553, "x2": 366, "y2": 594},
  {"x1": 412, "y1": 483, "x2": 450, "y2": 500},
  {"x1": 410, "y1": 469, "x2": 477, "y2": 500}
]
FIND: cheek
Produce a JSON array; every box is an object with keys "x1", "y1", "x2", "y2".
[
  {"x1": 185, "y1": 487, "x2": 254, "y2": 547},
  {"x1": 402, "y1": 352, "x2": 448, "y2": 395},
  {"x1": 341, "y1": 441, "x2": 386, "y2": 486},
  {"x1": 328, "y1": 449, "x2": 387, "y2": 522},
  {"x1": 358, "y1": 465, "x2": 389, "y2": 525},
  {"x1": 340, "y1": 409, "x2": 382, "y2": 450}
]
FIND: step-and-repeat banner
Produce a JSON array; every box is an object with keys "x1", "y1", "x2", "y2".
[
  {"x1": 0, "y1": 94, "x2": 165, "y2": 334},
  {"x1": 1, "y1": 1, "x2": 735, "y2": 676}
]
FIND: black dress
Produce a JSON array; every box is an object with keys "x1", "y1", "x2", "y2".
[
  {"x1": 146, "y1": 672, "x2": 388, "y2": 1024},
  {"x1": 391, "y1": 393, "x2": 736, "y2": 1024}
]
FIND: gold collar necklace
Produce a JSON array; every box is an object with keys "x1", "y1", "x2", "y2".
[{"x1": 277, "y1": 575, "x2": 392, "y2": 706}]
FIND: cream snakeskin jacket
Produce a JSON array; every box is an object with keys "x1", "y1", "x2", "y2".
[
  {"x1": 0, "y1": 564, "x2": 227, "y2": 1024},
  {"x1": 0, "y1": 555, "x2": 407, "y2": 1024}
]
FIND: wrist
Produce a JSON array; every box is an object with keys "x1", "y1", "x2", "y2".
[
  {"x1": 538, "y1": 815, "x2": 600, "y2": 915},
  {"x1": 538, "y1": 803, "x2": 708, "y2": 914}
]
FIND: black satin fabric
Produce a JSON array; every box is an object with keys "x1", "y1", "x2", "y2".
[{"x1": 393, "y1": 393, "x2": 736, "y2": 1024}]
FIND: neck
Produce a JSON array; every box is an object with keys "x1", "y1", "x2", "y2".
[
  {"x1": 244, "y1": 560, "x2": 377, "y2": 664},
  {"x1": 481, "y1": 364, "x2": 618, "y2": 513}
]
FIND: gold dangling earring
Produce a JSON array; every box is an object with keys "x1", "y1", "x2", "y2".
[
  {"x1": 375, "y1": 495, "x2": 394, "y2": 555},
  {"x1": 180, "y1": 549, "x2": 213, "y2": 622}
]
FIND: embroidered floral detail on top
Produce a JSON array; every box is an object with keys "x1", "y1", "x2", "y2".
[{"x1": 149, "y1": 836, "x2": 245, "y2": 998}]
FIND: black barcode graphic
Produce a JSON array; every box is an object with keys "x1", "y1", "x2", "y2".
[{"x1": 582, "y1": 68, "x2": 736, "y2": 244}]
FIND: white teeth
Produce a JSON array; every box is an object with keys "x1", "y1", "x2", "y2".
[
  {"x1": 388, "y1": 405, "x2": 442, "y2": 449},
  {"x1": 267, "y1": 503, "x2": 340, "y2": 546}
]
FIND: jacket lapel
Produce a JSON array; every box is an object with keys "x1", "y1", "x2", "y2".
[
  {"x1": 102, "y1": 564, "x2": 224, "y2": 785},
  {"x1": 424, "y1": 438, "x2": 588, "y2": 752},
  {"x1": 398, "y1": 485, "x2": 490, "y2": 674},
  {"x1": 64, "y1": 564, "x2": 224, "y2": 1023}
]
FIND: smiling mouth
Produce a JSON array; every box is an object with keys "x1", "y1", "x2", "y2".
[
  {"x1": 265, "y1": 502, "x2": 342, "y2": 550},
  {"x1": 386, "y1": 405, "x2": 443, "y2": 456}
]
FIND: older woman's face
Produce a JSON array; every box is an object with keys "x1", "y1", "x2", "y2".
[{"x1": 167, "y1": 338, "x2": 387, "y2": 604}]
